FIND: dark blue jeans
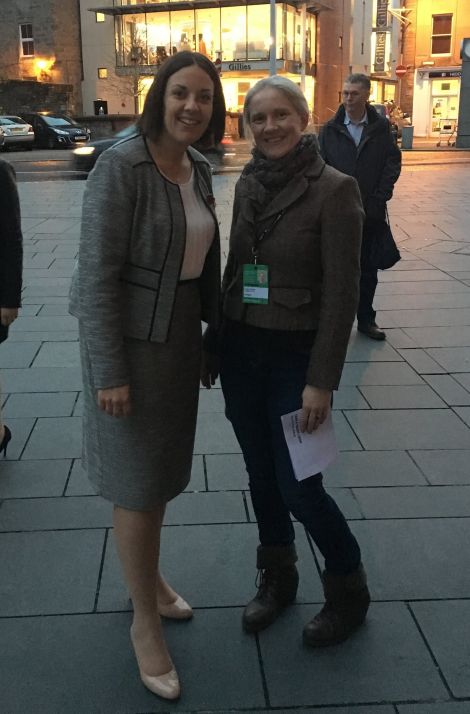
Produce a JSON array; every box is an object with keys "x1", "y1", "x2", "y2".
[{"x1": 219, "y1": 321, "x2": 361, "y2": 575}]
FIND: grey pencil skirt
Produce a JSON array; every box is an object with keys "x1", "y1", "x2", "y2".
[{"x1": 79, "y1": 281, "x2": 202, "y2": 510}]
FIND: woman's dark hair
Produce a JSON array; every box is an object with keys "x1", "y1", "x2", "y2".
[{"x1": 137, "y1": 51, "x2": 226, "y2": 144}]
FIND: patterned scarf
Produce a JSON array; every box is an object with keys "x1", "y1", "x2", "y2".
[{"x1": 242, "y1": 133, "x2": 319, "y2": 207}]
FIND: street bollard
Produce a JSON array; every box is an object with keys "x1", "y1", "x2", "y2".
[{"x1": 401, "y1": 125, "x2": 414, "y2": 150}]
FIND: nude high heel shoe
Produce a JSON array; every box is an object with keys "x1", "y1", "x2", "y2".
[
  {"x1": 130, "y1": 626, "x2": 181, "y2": 700},
  {"x1": 158, "y1": 594, "x2": 193, "y2": 620}
]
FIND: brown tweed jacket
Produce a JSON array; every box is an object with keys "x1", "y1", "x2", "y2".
[{"x1": 222, "y1": 151, "x2": 364, "y2": 390}]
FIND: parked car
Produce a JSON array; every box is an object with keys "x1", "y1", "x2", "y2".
[
  {"x1": 20, "y1": 112, "x2": 90, "y2": 149},
  {"x1": 0, "y1": 127, "x2": 4, "y2": 149},
  {"x1": 71, "y1": 124, "x2": 138, "y2": 175},
  {"x1": 0, "y1": 116, "x2": 34, "y2": 150},
  {"x1": 72, "y1": 124, "x2": 225, "y2": 177}
]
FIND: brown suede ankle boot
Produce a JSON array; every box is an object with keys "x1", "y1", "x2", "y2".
[
  {"x1": 242, "y1": 544, "x2": 299, "y2": 633},
  {"x1": 303, "y1": 563, "x2": 370, "y2": 647}
]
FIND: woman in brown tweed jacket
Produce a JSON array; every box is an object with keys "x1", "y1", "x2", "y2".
[{"x1": 203, "y1": 76, "x2": 370, "y2": 649}]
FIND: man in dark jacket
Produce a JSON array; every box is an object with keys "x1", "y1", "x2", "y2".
[{"x1": 319, "y1": 73, "x2": 401, "y2": 340}]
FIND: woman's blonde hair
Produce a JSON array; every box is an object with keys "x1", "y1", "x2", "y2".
[{"x1": 243, "y1": 76, "x2": 309, "y2": 138}]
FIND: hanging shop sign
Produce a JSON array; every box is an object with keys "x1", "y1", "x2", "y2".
[
  {"x1": 376, "y1": 0, "x2": 389, "y2": 29},
  {"x1": 374, "y1": 32, "x2": 387, "y2": 72}
]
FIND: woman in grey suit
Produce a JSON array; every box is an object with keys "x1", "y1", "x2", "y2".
[
  {"x1": 70, "y1": 52, "x2": 225, "y2": 700},
  {"x1": 203, "y1": 77, "x2": 370, "y2": 649}
]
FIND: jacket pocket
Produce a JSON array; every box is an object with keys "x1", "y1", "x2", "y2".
[
  {"x1": 120, "y1": 263, "x2": 161, "y2": 291},
  {"x1": 271, "y1": 287, "x2": 312, "y2": 310}
]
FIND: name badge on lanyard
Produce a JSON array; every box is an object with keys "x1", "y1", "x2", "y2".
[
  {"x1": 242, "y1": 209, "x2": 285, "y2": 306},
  {"x1": 243, "y1": 264, "x2": 269, "y2": 304}
]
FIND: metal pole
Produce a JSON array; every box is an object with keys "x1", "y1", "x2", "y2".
[
  {"x1": 270, "y1": 0, "x2": 276, "y2": 76},
  {"x1": 300, "y1": 3, "x2": 306, "y2": 92}
]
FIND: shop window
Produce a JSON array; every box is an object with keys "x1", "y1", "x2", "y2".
[
  {"x1": 195, "y1": 8, "x2": 220, "y2": 60},
  {"x1": 116, "y1": 15, "x2": 149, "y2": 66},
  {"x1": 247, "y1": 6, "x2": 269, "y2": 61},
  {"x1": 98, "y1": 68, "x2": 108, "y2": 79},
  {"x1": 96, "y1": 12, "x2": 106, "y2": 22},
  {"x1": 147, "y1": 13, "x2": 171, "y2": 64},
  {"x1": 431, "y1": 14, "x2": 452, "y2": 55},
  {"x1": 19, "y1": 24, "x2": 34, "y2": 57},
  {"x1": 170, "y1": 9, "x2": 196, "y2": 54},
  {"x1": 221, "y1": 7, "x2": 246, "y2": 61}
]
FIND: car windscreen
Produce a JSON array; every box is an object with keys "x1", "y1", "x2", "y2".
[
  {"x1": 5, "y1": 117, "x2": 27, "y2": 124},
  {"x1": 115, "y1": 125, "x2": 138, "y2": 138},
  {"x1": 0, "y1": 118, "x2": 18, "y2": 126},
  {"x1": 42, "y1": 116, "x2": 77, "y2": 127}
]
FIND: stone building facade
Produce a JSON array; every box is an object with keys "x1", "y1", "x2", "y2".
[
  {"x1": 0, "y1": 0, "x2": 83, "y2": 114},
  {"x1": 401, "y1": 0, "x2": 470, "y2": 137}
]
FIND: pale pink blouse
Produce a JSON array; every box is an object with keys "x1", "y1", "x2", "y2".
[{"x1": 177, "y1": 170, "x2": 215, "y2": 280}]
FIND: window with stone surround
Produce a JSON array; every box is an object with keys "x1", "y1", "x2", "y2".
[
  {"x1": 19, "y1": 24, "x2": 34, "y2": 57},
  {"x1": 431, "y1": 14, "x2": 452, "y2": 55}
]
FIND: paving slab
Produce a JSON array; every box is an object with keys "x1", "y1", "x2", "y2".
[
  {"x1": 0, "y1": 610, "x2": 265, "y2": 714},
  {"x1": 345, "y1": 335, "x2": 403, "y2": 362},
  {"x1": 333, "y1": 410, "x2": 364, "y2": 450},
  {"x1": 206, "y1": 453, "x2": 248, "y2": 490},
  {"x1": 454, "y1": 373, "x2": 470, "y2": 391},
  {"x1": 423, "y1": 374, "x2": 470, "y2": 405},
  {"x1": 31, "y1": 341, "x2": 80, "y2": 367},
  {"x1": 454, "y1": 406, "x2": 470, "y2": 426},
  {"x1": 0, "y1": 340, "x2": 40, "y2": 367},
  {"x1": 410, "y1": 449, "x2": 470, "y2": 485},
  {"x1": 0, "y1": 529, "x2": 105, "y2": 616},
  {"x1": 353, "y1": 485, "x2": 470, "y2": 518},
  {"x1": 0, "y1": 459, "x2": 70, "y2": 498},
  {"x1": 426, "y1": 346, "x2": 470, "y2": 371},
  {"x1": 22, "y1": 415, "x2": 82, "y2": 459},
  {"x1": 375, "y1": 280, "x2": 470, "y2": 295},
  {"x1": 333, "y1": 386, "x2": 371, "y2": 409},
  {"x1": 398, "y1": 703, "x2": 470, "y2": 713},
  {"x1": 2, "y1": 366, "x2": 82, "y2": 392},
  {"x1": 397, "y1": 348, "x2": 447, "y2": 374},
  {"x1": 194, "y1": 411, "x2": 241, "y2": 454},
  {"x1": 1, "y1": 417, "x2": 35, "y2": 459},
  {"x1": 358, "y1": 385, "x2": 446, "y2": 408},
  {"x1": 403, "y1": 326, "x2": 470, "y2": 348},
  {"x1": 344, "y1": 409, "x2": 470, "y2": 450},
  {"x1": 165, "y1": 490, "x2": 247, "y2": 524},
  {"x1": 341, "y1": 362, "x2": 423, "y2": 386},
  {"x1": 6, "y1": 330, "x2": 78, "y2": 342},
  {"x1": 349, "y1": 518, "x2": 470, "y2": 600},
  {"x1": 0, "y1": 495, "x2": 112, "y2": 531},
  {"x1": 259, "y1": 602, "x2": 446, "y2": 707},
  {"x1": 98, "y1": 523, "x2": 323, "y2": 612},
  {"x1": 197, "y1": 386, "x2": 226, "y2": 413},
  {"x1": 384, "y1": 308, "x2": 470, "y2": 327},
  {"x1": 411, "y1": 600, "x2": 470, "y2": 699},
  {"x1": 324, "y1": 450, "x2": 427, "y2": 487},
  {"x1": 3, "y1": 391, "x2": 77, "y2": 417}
]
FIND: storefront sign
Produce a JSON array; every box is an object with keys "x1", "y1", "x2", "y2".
[
  {"x1": 374, "y1": 32, "x2": 387, "y2": 72},
  {"x1": 429, "y1": 70, "x2": 461, "y2": 78},
  {"x1": 222, "y1": 60, "x2": 284, "y2": 73},
  {"x1": 376, "y1": 0, "x2": 389, "y2": 29}
]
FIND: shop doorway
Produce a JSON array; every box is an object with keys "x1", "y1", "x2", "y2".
[{"x1": 430, "y1": 79, "x2": 459, "y2": 136}]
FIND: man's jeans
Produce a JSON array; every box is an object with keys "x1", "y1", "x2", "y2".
[{"x1": 220, "y1": 321, "x2": 361, "y2": 575}]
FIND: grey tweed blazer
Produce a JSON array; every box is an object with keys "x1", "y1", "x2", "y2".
[{"x1": 69, "y1": 134, "x2": 220, "y2": 389}]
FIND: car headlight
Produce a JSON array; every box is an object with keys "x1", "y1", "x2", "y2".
[
  {"x1": 54, "y1": 129, "x2": 69, "y2": 135},
  {"x1": 73, "y1": 146, "x2": 95, "y2": 156}
]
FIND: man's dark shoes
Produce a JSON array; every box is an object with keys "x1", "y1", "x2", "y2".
[
  {"x1": 303, "y1": 563, "x2": 370, "y2": 647},
  {"x1": 357, "y1": 322, "x2": 386, "y2": 341},
  {"x1": 242, "y1": 544, "x2": 299, "y2": 633}
]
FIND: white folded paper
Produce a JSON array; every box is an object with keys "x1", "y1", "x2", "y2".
[{"x1": 280, "y1": 409, "x2": 338, "y2": 481}]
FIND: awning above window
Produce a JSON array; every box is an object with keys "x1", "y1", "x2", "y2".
[{"x1": 91, "y1": 0, "x2": 303, "y2": 14}]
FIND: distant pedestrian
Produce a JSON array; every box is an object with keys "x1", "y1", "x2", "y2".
[
  {"x1": 202, "y1": 76, "x2": 370, "y2": 647},
  {"x1": 319, "y1": 73, "x2": 402, "y2": 340},
  {"x1": 0, "y1": 158, "x2": 23, "y2": 457},
  {"x1": 69, "y1": 52, "x2": 225, "y2": 700}
]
